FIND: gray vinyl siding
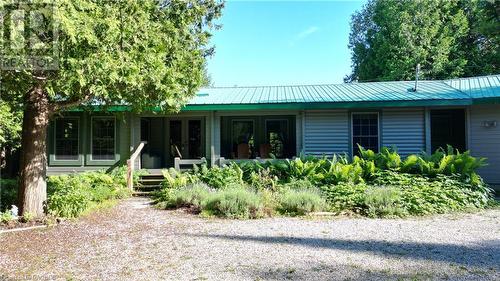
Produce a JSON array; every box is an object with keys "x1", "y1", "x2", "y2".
[
  {"x1": 381, "y1": 108, "x2": 425, "y2": 157},
  {"x1": 303, "y1": 110, "x2": 349, "y2": 156},
  {"x1": 469, "y1": 105, "x2": 500, "y2": 184}
]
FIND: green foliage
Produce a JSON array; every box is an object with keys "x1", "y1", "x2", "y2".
[
  {"x1": 161, "y1": 168, "x2": 198, "y2": 189},
  {"x1": 153, "y1": 146, "x2": 491, "y2": 218},
  {"x1": 0, "y1": 101, "x2": 22, "y2": 149},
  {"x1": 364, "y1": 186, "x2": 406, "y2": 218},
  {"x1": 0, "y1": 178, "x2": 18, "y2": 212},
  {"x1": 372, "y1": 171, "x2": 492, "y2": 215},
  {"x1": 157, "y1": 183, "x2": 211, "y2": 210},
  {"x1": 346, "y1": 0, "x2": 498, "y2": 82},
  {"x1": 194, "y1": 163, "x2": 244, "y2": 189},
  {"x1": 247, "y1": 168, "x2": 278, "y2": 191},
  {"x1": 278, "y1": 179, "x2": 316, "y2": 191},
  {"x1": 0, "y1": 211, "x2": 15, "y2": 223},
  {"x1": 47, "y1": 169, "x2": 131, "y2": 218},
  {"x1": 201, "y1": 187, "x2": 264, "y2": 219},
  {"x1": 277, "y1": 189, "x2": 326, "y2": 216},
  {"x1": 320, "y1": 183, "x2": 368, "y2": 214},
  {"x1": 1, "y1": 0, "x2": 224, "y2": 113}
]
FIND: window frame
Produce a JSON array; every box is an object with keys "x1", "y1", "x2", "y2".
[
  {"x1": 264, "y1": 118, "x2": 289, "y2": 158},
  {"x1": 230, "y1": 119, "x2": 255, "y2": 159},
  {"x1": 53, "y1": 117, "x2": 81, "y2": 161},
  {"x1": 351, "y1": 112, "x2": 380, "y2": 156},
  {"x1": 90, "y1": 116, "x2": 117, "y2": 162}
]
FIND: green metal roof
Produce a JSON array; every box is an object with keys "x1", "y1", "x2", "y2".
[
  {"x1": 444, "y1": 75, "x2": 500, "y2": 99},
  {"x1": 182, "y1": 74, "x2": 500, "y2": 110}
]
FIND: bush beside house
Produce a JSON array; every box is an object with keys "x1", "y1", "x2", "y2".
[
  {"x1": 0, "y1": 167, "x2": 135, "y2": 223},
  {"x1": 153, "y1": 146, "x2": 494, "y2": 219}
]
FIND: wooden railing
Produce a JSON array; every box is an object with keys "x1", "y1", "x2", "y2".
[
  {"x1": 127, "y1": 141, "x2": 147, "y2": 190},
  {"x1": 174, "y1": 157, "x2": 207, "y2": 171},
  {"x1": 218, "y1": 157, "x2": 295, "y2": 166}
]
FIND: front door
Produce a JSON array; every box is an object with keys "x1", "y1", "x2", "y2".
[{"x1": 168, "y1": 118, "x2": 204, "y2": 165}]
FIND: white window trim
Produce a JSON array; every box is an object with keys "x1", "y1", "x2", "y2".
[
  {"x1": 54, "y1": 117, "x2": 80, "y2": 161},
  {"x1": 350, "y1": 112, "x2": 380, "y2": 156},
  {"x1": 90, "y1": 116, "x2": 117, "y2": 161}
]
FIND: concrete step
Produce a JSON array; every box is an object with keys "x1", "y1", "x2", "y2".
[
  {"x1": 139, "y1": 178, "x2": 164, "y2": 183},
  {"x1": 140, "y1": 174, "x2": 165, "y2": 180},
  {"x1": 135, "y1": 184, "x2": 162, "y2": 191},
  {"x1": 132, "y1": 191, "x2": 153, "y2": 197}
]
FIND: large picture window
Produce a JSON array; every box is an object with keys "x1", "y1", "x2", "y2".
[
  {"x1": 352, "y1": 113, "x2": 379, "y2": 155},
  {"x1": 92, "y1": 118, "x2": 115, "y2": 160},
  {"x1": 55, "y1": 118, "x2": 79, "y2": 160},
  {"x1": 231, "y1": 120, "x2": 254, "y2": 159},
  {"x1": 265, "y1": 120, "x2": 288, "y2": 158}
]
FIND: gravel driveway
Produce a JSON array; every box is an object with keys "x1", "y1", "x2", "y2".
[{"x1": 1, "y1": 197, "x2": 499, "y2": 281}]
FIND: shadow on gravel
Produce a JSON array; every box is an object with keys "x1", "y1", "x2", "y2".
[{"x1": 191, "y1": 234, "x2": 500, "y2": 269}]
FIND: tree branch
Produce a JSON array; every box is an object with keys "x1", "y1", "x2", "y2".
[{"x1": 51, "y1": 93, "x2": 92, "y2": 112}]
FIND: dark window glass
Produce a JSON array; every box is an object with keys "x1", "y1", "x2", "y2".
[
  {"x1": 430, "y1": 109, "x2": 466, "y2": 152},
  {"x1": 352, "y1": 113, "x2": 378, "y2": 155},
  {"x1": 188, "y1": 120, "x2": 202, "y2": 159},
  {"x1": 265, "y1": 120, "x2": 288, "y2": 158},
  {"x1": 92, "y1": 118, "x2": 115, "y2": 160},
  {"x1": 55, "y1": 119, "x2": 79, "y2": 160},
  {"x1": 232, "y1": 120, "x2": 254, "y2": 159}
]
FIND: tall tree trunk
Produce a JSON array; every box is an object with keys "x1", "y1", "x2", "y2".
[{"x1": 18, "y1": 84, "x2": 51, "y2": 217}]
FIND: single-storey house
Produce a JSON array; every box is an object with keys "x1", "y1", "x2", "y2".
[{"x1": 47, "y1": 74, "x2": 500, "y2": 185}]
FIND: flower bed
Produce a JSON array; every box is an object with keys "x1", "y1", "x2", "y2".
[{"x1": 154, "y1": 146, "x2": 494, "y2": 219}]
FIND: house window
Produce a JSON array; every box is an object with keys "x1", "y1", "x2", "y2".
[
  {"x1": 265, "y1": 120, "x2": 288, "y2": 158},
  {"x1": 55, "y1": 118, "x2": 79, "y2": 160},
  {"x1": 92, "y1": 118, "x2": 115, "y2": 160},
  {"x1": 352, "y1": 113, "x2": 379, "y2": 155},
  {"x1": 231, "y1": 120, "x2": 254, "y2": 159}
]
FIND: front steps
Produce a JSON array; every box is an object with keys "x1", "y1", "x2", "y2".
[{"x1": 133, "y1": 174, "x2": 164, "y2": 196}]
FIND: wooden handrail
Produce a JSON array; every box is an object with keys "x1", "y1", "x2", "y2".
[
  {"x1": 174, "y1": 157, "x2": 206, "y2": 171},
  {"x1": 127, "y1": 141, "x2": 147, "y2": 190}
]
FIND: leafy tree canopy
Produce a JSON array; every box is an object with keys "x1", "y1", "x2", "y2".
[
  {"x1": 0, "y1": 0, "x2": 223, "y2": 217},
  {"x1": 1, "y1": 0, "x2": 223, "y2": 113},
  {"x1": 346, "y1": 0, "x2": 499, "y2": 82}
]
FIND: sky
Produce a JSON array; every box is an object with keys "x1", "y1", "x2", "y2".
[{"x1": 206, "y1": 0, "x2": 366, "y2": 87}]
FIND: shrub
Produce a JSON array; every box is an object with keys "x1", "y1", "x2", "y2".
[
  {"x1": 0, "y1": 211, "x2": 15, "y2": 223},
  {"x1": 364, "y1": 186, "x2": 406, "y2": 218},
  {"x1": 194, "y1": 163, "x2": 243, "y2": 189},
  {"x1": 201, "y1": 187, "x2": 264, "y2": 219},
  {"x1": 247, "y1": 168, "x2": 278, "y2": 191},
  {"x1": 159, "y1": 183, "x2": 211, "y2": 210},
  {"x1": 47, "y1": 169, "x2": 131, "y2": 218},
  {"x1": 277, "y1": 189, "x2": 326, "y2": 216},
  {"x1": 320, "y1": 182, "x2": 368, "y2": 213},
  {"x1": 161, "y1": 168, "x2": 198, "y2": 189},
  {"x1": 1, "y1": 178, "x2": 18, "y2": 212},
  {"x1": 278, "y1": 179, "x2": 316, "y2": 191}
]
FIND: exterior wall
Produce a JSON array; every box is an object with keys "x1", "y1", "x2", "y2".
[
  {"x1": 47, "y1": 112, "x2": 132, "y2": 175},
  {"x1": 469, "y1": 104, "x2": 500, "y2": 184},
  {"x1": 381, "y1": 108, "x2": 426, "y2": 157},
  {"x1": 303, "y1": 110, "x2": 349, "y2": 156}
]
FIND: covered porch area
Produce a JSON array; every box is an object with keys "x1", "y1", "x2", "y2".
[{"x1": 129, "y1": 112, "x2": 213, "y2": 173}]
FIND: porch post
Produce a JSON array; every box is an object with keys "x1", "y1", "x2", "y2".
[
  {"x1": 212, "y1": 111, "x2": 221, "y2": 166},
  {"x1": 424, "y1": 107, "x2": 431, "y2": 154}
]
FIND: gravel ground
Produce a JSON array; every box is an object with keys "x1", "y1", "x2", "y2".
[{"x1": 1, "y1": 197, "x2": 499, "y2": 281}]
